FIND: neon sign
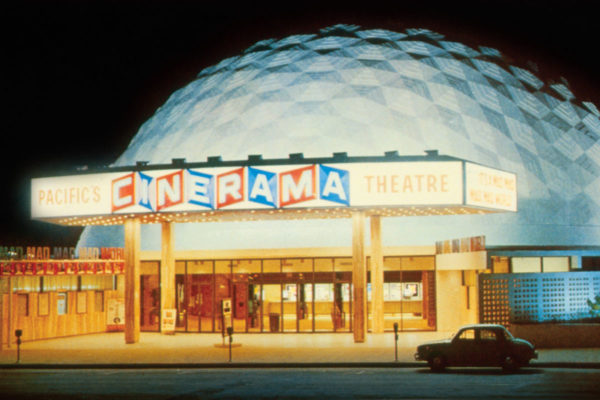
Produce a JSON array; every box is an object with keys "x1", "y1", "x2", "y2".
[{"x1": 110, "y1": 164, "x2": 350, "y2": 213}]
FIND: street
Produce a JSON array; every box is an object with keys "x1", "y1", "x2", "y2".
[{"x1": 1, "y1": 367, "x2": 599, "y2": 399}]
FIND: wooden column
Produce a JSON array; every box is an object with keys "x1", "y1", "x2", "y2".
[
  {"x1": 370, "y1": 215, "x2": 385, "y2": 333},
  {"x1": 160, "y1": 221, "x2": 175, "y2": 333},
  {"x1": 124, "y1": 218, "x2": 141, "y2": 344},
  {"x1": 352, "y1": 211, "x2": 366, "y2": 343}
]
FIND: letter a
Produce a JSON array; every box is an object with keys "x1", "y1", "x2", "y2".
[{"x1": 319, "y1": 165, "x2": 349, "y2": 206}]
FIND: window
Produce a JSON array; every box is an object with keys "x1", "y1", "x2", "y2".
[
  {"x1": 582, "y1": 257, "x2": 600, "y2": 271},
  {"x1": 511, "y1": 257, "x2": 541, "y2": 273},
  {"x1": 95, "y1": 291, "x2": 104, "y2": 312},
  {"x1": 77, "y1": 292, "x2": 87, "y2": 314},
  {"x1": 458, "y1": 329, "x2": 475, "y2": 340},
  {"x1": 542, "y1": 257, "x2": 569, "y2": 272},
  {"x1": 57, "y1": 292, "x2": 68, "y2": 315},
  {"x1": 38, "y1": 293, "x2": 49, "y2": 316},
  {"x1": 480, "y1": 329, "x2": 498, "y2": 341},
  {"x1": 17, "y1": 294, "x2": 29, "y2": 316}
]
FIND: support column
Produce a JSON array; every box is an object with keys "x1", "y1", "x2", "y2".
[
  {"x1": 124, "y1": 218, "x2": 141, "y2": 344},
  {"x1": 160, "y1": 221, "x2": 175, "y2": 334},
  {"x1": 370, "y1": 215, "x2": 385, "y2": 333},
  {"x1": 352, "y1": 211, "x2": 366, "y2": 343}
]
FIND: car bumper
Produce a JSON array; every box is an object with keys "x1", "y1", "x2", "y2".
[{"x1": 414, "y1": 353, "x2": 426, "y2": 361}]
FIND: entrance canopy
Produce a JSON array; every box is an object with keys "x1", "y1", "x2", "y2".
[{"x1": 31, "y1": 152, "x2": 517, "y2": 226}]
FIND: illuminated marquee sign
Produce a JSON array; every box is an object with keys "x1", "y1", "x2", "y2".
[
  {"x1": 31, "y1": 160, "x2": 516, "y2": 221},
  {"x1": 465, "y1": 163, "x2": 517, "y2": 212},
  {"x1": 107, "y1": 164, "x2": 348, "y2": 213},
  {"x1": 0, "y1": 246, "x2": 125, "y2": 276}
]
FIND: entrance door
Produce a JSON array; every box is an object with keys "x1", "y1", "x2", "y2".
[
  {"x1": 140, "y1": 261, "x2": 160, "y2": 332},
  {"x1": 314, "y1": 283, "x2": 334, "y2": 331},
  {"x1": 233, "y1": 282, "x2": 247, "y2": 333},
  {"x1": 262, "y1": 284, "x2": 281, "y2": 332},
  {"x1": 140, "y1": 274, "x2": 160, "y2": 331},
  {"x1": 298, "y1": 283, "x2": 313, "y2": 332},
  {"x1": 175, "y1": 274, "x2": 186, "y2": 331},
  {"x1": 333, "y1": 282, "x2": 351, "y2": 332},
  {"x1": 282, "y1": 283, "x2": 297, "y2": 332},
  {"x1": 214, "y1": 261, "x2": 232, "y2": 334},
  {"x1": 247, "y1": 284, "x2": 261, "y2": 332},
  {"x1": 185, "y1": 275, "x2": 204, "y2": 332}
]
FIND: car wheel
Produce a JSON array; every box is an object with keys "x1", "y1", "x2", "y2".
[
  {"x1": 429, "y1": 354, "x2": 446, "y2": 372},
  {"x1": 501, "y1": 355, "x2": 520, "y2": 372}
]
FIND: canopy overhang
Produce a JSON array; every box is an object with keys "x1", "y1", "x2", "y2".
[{"x1": 31, "y1": 152, "x2": 517, "y2": 227}]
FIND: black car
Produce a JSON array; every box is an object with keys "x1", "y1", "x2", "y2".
[{"x1": 415, "y1": 324, "x2": 538, "y2": 372}]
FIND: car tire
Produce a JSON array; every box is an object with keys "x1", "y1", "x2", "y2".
[
  {"x1": 429, "y1": 354, "x2": 446, "y2": 372},
  {"x1": 501, "y1": 355, "x2": 520, "y2": 372}
]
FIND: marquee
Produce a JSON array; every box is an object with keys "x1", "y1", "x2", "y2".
[{"x1": 31, "y1": 155, "x2": 517, "y2": 226}]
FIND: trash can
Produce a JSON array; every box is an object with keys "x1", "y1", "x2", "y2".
[{"x1": 269, "y1": 313, "x2": 280, "y2": 332}]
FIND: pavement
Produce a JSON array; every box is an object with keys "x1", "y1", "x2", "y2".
[{"x1": 1, "y1": 331, "x2": 599, "y2": 368}]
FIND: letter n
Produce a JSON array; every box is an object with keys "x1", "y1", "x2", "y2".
[{"x1": 156, "y1": 170, "x2": 184, "y2": 211}]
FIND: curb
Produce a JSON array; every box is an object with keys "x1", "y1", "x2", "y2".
[{"x1": 1, "y1": 362, "x2": 599, "y2": 369}]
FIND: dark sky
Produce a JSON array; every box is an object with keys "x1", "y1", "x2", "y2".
[{"x1": 3, "y1": 0, "x2": 599, "y2": 247}]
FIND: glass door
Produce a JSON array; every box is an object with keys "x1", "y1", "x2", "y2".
[
  {"x1": 232, "y1": 281, "x2": 248, "y2": 333},
  {"x1": 314, "y1": 283, "x2": 334, "y2": 331},
  {"x1": 175, "y1": 274, "x2": 186, "y2": 331},
  {"x1": 185, "y1": 274, "x2": 204, "y2": 332},
  {"x1": 298, "y1": 283, "x2": 313, "y2": 332},
  {"x1": 140, "y1": 261, "x2": 160, "y2": 332},
  {"x1": 247, "y1": 283, "x2": 261, "y2": 332},
  {"x1": 214, "y1": 260, "x2": 232, "y2": 335},
  {"x1": 199, "y1": 279, "x2": 214, "y2": 332},
  {"x1": 262, "y1": 284, "x2": 281, "y2": 332},
  {"x1": 282, "y1": 282, "x2": 297, "y2": 332},
  {"x1": 333, "y1": 282, "x2": 352, "y2": 332}
]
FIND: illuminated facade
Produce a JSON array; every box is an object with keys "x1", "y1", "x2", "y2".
[{"x1": 2, "y1": 25, "x2": 599, "y2": 346}]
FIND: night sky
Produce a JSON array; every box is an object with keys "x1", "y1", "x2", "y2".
[{"x1": 4, "y1": 0, "x2": 599, "y2": 247}]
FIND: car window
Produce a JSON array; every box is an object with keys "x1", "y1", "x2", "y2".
[
  {"x1": 480, "y1": 329, "x2": 498, "y2": 341},
  {"x1": 457, "y1": 329, "x2": 475, "y2": 340}
]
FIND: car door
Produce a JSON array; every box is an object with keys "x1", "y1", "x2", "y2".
[
  {"x1": 478, "y1": 328, "x2": 503, "y2": 365},
  {"x1": 451, "y1": 328, "x2": 479, "y2": 366}
]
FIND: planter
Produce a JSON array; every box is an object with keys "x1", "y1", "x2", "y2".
[{"x1": 510, "y1": 323, "x2": 600, "y2": 348}]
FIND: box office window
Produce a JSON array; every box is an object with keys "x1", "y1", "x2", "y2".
[
  {"x1": 38, "y1": 292, "x2": 50, "y2": 316},
  {"x1": 57, "y1": 292, "x2": 68, "y2": 315},
  {"x1": 77, "y1": 292, "x2": 87, "y2": 314},
  {"x1": 17, "y1": 294, "x2": 29, "y2": 316},
  {"x1": 95, "y1": 291, "x2": 104, "y2": 312}
]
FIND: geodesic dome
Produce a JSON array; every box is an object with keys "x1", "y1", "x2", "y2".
[{"x1": 78, "y1": 24, "x2": 600, "y2": 251}]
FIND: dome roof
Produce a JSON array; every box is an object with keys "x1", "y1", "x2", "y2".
[{"x1": 79, "y1": 24, "x2": 600, "y2": 250}]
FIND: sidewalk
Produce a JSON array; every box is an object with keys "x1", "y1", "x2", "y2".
[{"x1": 1, "y1": 331, "x2": 599, "y2": 367}]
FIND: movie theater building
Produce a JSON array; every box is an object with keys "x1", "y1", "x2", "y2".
[{"x1": 2, "y1": 25, "x2": 600, "y2": 346}]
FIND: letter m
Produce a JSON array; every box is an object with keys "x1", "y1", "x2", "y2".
[{"x1": 279, "y1": 165, "x2": 316, "y2": 207}]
